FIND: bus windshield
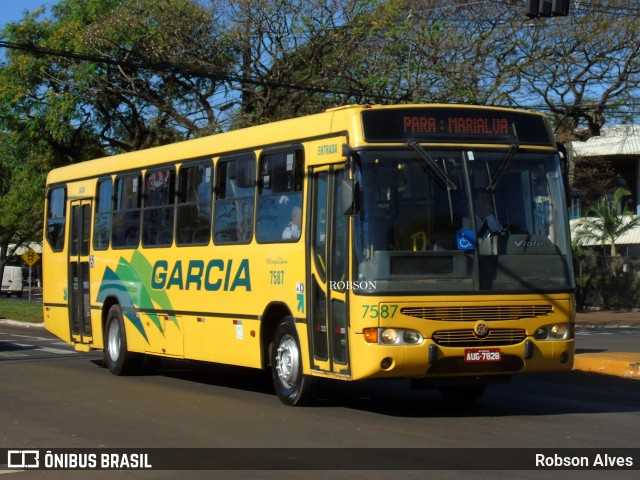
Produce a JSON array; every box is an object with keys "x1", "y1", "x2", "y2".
[{"x1": 353, "y1": 148, "x2": 574, "y2": 294}]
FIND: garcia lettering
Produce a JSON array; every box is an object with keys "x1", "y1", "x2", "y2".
[{"x1": 151, "y1": 259, "x2": 251, "y2": 291}]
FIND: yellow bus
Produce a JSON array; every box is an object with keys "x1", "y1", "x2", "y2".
[{"x1": 43, "y1": 104, "x2": 575, "y2": 405}]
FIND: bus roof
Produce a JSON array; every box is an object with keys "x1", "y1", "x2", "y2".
[{"x1": 46, "y1": 104, "x2": 551, "y2": 185}]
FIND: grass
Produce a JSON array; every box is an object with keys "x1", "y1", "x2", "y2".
[{"x1": 0, "y1": 297, "x2": 44, "y2": 323}]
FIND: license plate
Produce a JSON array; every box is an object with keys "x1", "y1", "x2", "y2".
[{"x1": 464, "y1": 348, "x2": 502, "y2": 362}]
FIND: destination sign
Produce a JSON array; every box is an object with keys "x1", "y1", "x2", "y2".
[{"x1": 361, "y1": 107, "x2": 553, "y2": 145}]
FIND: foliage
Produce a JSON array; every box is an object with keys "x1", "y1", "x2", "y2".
[
  {"x1": 572, "y1": 187, "x2": 640, "y2": 309},
  {"x1": 573, "y1": 255, "x2": 640, "y2": 309},
  {"x1": 1, "y1": 0, "x2": 640, "y2": 254},
  {"x1": 570, "y1": 155, "x2": 620, "y2": 206},
  {"x1": 0, "y1": 0, "x2": 235, "y2": 266},
  {"x1": 572, "y1": 187, "x2": 640, "y2": 257},
  {"x1": 571, "y1": 243, "x2": 598, "y2": 310},
  {"x1": 0, "y1": 130, "x2": 48, "y2": 281}
]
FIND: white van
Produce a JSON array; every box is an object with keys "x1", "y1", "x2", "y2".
[{"x1": 2, "y1": 266, "x2": 24, "y2": 297}]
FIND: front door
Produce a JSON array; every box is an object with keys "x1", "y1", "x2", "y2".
[
  {"x1": 308, "y1": 167, "x2": 350, "y2": 376},
  {"x1": 69, "y1": 200, "x2": 93, "y2": 345}
]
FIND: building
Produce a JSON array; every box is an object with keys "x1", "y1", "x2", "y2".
[
  {"x1": 570, "y1": 125, "x2": 640, "y2": 216},
  {"x1": 570, "y1": 126, "x2": 640, "y2": 256}
]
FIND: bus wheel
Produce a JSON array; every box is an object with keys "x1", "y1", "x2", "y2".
[
  {"x1": 271, "y1": 318, "x2": 313, "y2": 406},
  {"x1": 103, "y1": 305, "x2": 142, "y2": 376},
  {"x1": 438, "y1": 385, "x2": 486, "y2": 404}
]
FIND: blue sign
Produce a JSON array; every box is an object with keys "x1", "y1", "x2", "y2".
[{"x1": 456, "y1": 230, "x2": 476, "y2": 250}]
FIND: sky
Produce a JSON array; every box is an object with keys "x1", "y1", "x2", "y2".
[{"x1": 0, "y1": 0, "x2": 54, "y2": 30}]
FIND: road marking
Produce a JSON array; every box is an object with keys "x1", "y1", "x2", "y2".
[
  {"x1": 36, "y1": 346, "x2": 75, "y2": 355},
  {"x1": 0, "y1": 352, "x2": 29, "y2": 358},
  {"x1": 0, "y1": 340, "x2": 74, "y2": 355},
  {"x1": 1, "y1": 333, "x2": 50, "y2": 341}
]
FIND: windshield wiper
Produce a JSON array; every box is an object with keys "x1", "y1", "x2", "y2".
[
  {"x1": 408, "y1": 141, "x2": 458, "y2": 223},
  {"x1": 486, "y1": 125, "x2": 520, "y2": 193},
  {"x1": 407, "y1": 141, "x2": 457, "y2": 191}
]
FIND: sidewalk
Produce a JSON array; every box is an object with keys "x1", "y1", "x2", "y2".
[
  {"x1": 574, "y1": 310, "x2": 640, "y2": 379},
  {"x1": 576, "y1": 309, "x2": 640, "y2": 328}
]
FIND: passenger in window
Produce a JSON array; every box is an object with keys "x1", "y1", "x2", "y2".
[{"x1": 282, "y1": 206, "x2": 302, "y2": 240}]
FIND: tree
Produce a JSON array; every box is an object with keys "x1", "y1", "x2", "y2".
[
  {"x1": 0, "y1": 0, "x2": 235, "y2": 157},
  {"x1": 77, "y1": 0, "x2": 235, "y2": 142},
  {"x1": 2, "y1": 0, "x2": 640, "y2": 262},
  {"x1": 5, "y1": 1, "x2": 640, "y2": 141},
  {"x1": 0, "y1": 132, "x2": 48, "y2": 289},
  {"x1": 572, "y1": 187, "x2": 640, "y2": 308},
  {"x1": 0, "y1": 0, "x2": 237, "y2": 286},
  {"x1": 219, "y1": 0, "x2": 383, "y2": 126},
  {"x1": 572, "y1": 187, "x2": 640, "y2": 257},
  {"x1": 504, "y1": 0, "x2": 640, "y2": 140},
  {"x1": 570, "y1": 155, "x2": 620, "y2": 206},
  {"x1": 571, "y1": 243, "x2": 598, "y2": 310}
]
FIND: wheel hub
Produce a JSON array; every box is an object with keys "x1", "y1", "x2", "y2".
[
  {"x1": 107, "y1": 321, "x2": 121, "y2": 362},
  {"x1": 275, "y1": 335, "x2": 299, "y2": 388}
]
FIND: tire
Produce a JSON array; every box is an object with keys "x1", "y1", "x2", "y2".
[
  {"x1": 271, "y1": 317, "x2": 314, "y2": 406},
  {"x1": 103, "y1": 304, "x2": 142, "y2": 375},
  {"x1": 438, "y1": 384, "x2": 487, "y2": 404}
]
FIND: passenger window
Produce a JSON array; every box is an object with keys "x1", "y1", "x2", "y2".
[
  {"x1": 46, "y1": 187, "x2": 66, "y2": 252},
  {"x1": 112, "y1": 174, "x2": 141, "y2": 248},
  {"x1": 256, "y1": 150, "x2": 303, "y2": 243},
  {"x1": 143, "y1": 168, "x2": 175, "y2": 247},
  {"x1": 177, "y1": 161, "x2": 213, "y2": 245},
  {"x1": 214, "y1": 155, "x2": 255, "y2": 244},
  {"x1": 93, "y1": 178, "x2": 112, "y2": 250}
]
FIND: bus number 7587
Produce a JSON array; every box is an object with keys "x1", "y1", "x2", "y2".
[{"x1": 362, "y1": 304, "x2": 398, "y2": 319}]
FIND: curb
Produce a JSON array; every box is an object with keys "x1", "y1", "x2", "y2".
[
  {"x1": 573, "y1": 352, "x2": 640, "y2": 379},
  {"x1": 0, "y1": 319, "x2": 44, "y2": 328}
]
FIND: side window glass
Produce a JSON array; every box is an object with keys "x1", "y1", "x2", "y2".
[
  {"x1": 142, "y1": 168, "x2": 175, "y2": 247},
  {"x1": 313, "y1": 173, "x2": 328, "y2": 279},
  {"x1": 112, "y1": 174, "x2": 141, "y2": 248},
  {"x1": 177, "y1": 161, "x2": 212, "y2": 245},
  {"x1": 214, "y1": 155, "x2": 255, "y2": 244},
  {"x1": 46, "y1": 187, "x2": 66, "y2": 252},
  {"x1": 332, "y1": 170, "x2": 346, "y2": 285},
  {"x1": 256, "y1": 150, "x2": 304, "y2": 243},
  {"x1": 93, "y1": 178, "x2": 112, "y2": 250}
]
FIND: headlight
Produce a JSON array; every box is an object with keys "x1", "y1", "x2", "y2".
[
  {"x1": 403, "y1": 330, "x2": 422, "y2": 344},
  {"x1": 534, "y1": 327, "x2": 548, "y2": 340},
  {"x1": 550, "y1": 324, "x2": 569, "y2": 339},
  {"x1": 363, "y1": 328, "x2": 423, "y2": 345},
  {"x1": 381, "y1": 328, "x2": 399, "y2": 344},
  {"x1": 533, "y1": 324, "x2": 571, "y2": 340}
]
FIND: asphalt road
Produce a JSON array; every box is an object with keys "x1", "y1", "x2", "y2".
[
  {"x1": 1, "y1": 322, "x2": 640, "y2": 479},
  {"x1": 576, "y1": 326, "x2": 640, "y2": 353}
]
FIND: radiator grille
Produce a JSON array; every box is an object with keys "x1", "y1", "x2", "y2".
[
  {"x1": 432, "y1": 328, "x2": 527, "y2": 347},
  {"x1": 401, "y1": 305, "x2": 553, "y2": 321}
]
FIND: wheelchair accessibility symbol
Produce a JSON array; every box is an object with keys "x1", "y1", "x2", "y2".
[{"x1": 456, "y1": 230, "x2": 476, "y2": 250}]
